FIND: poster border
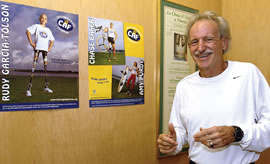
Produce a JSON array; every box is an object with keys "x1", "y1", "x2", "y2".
[
  {"x1": 0, "y1": 1, "x2": 79, "y2": 111},
  {"x1": 88, "y1": 18, "x2": 145, "y2": 108}
]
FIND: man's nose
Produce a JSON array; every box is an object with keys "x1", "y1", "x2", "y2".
[{"x1": 197, "y1": 39, "x2": 206, "y2": 52}]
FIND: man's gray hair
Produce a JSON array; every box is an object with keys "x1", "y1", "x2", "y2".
[{"x1": 186, "y1": 11, "x2": 231, "y2": 54}]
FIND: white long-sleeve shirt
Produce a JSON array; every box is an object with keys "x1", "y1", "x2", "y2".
[{"x1": 170, "y1": 61, "x2": 270, "y2": 164}]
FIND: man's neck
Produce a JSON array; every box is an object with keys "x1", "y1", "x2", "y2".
[{"x1": 199, "y1": 61, "x2": 228, "y2": 78}]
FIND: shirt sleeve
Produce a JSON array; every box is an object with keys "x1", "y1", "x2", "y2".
[
  {"x1": 26, "y1": 24, "x2": 37, "y2": 35},
  {"x1": 48, "y1": 29, "x2": 55, "y2": 41},
  {"x1": 239, "y1": 65, "x2": 270, "y2": 152},
  {"x1": 169, "y1": 83, "x2": 188, "y2": 155}
]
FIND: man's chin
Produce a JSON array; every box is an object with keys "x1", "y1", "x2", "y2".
[{"x1": 196, "y1": 61, "x2": 210, "y2": 70}]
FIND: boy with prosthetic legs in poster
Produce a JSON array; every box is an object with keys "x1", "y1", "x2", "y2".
[{"x1": 26, "y1": 14, "x2": 54, "y2": 97}]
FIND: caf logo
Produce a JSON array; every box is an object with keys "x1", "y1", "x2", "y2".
[
  {"x1": 127, "y1": 28, "x2": 140, "y2": 41},
  {"x1": 57, "y1": 16, "x2": 75, "y2": 34},
  {"x1": 39, "y1": 31, "x2": 48, "y2": 38}
]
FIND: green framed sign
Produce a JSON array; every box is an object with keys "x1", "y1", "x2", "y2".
[{"x1": 159, "y1": 0, "x2": 198, "y2": 156}]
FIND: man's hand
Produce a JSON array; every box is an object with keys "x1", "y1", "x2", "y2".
[
  {"x1": 157, "y1": 123, "x2": 178, "y2": 154},
  {"x1": 193, "y1": 126, "x2": 235, "y2": 149}
]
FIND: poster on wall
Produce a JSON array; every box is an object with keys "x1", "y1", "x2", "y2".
[
  {"x1": 88, "y1": 17, "x2": 144, "y2": 107},
  {"x1": 0, "y1": 1, "x2": 79, "y2": 111},
  {"x1": 159, "y1": 1, "x2": 197, "y2": 155}
]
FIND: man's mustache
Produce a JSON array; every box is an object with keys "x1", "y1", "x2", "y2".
[{"x1": 193, "y1": 49, "x2": 213, "y2": 57}]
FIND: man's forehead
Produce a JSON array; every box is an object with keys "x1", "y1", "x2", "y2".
[{"x1": 189, "y1": 19, "x2": 219, "y2": 37}]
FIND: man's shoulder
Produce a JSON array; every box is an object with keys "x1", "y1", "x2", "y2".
[
  {"x1": 230, "y1": 60, "x2": 255, "y2": 67},
  {"x1": 182, "y1": 71, "x2": 199, "y2": 81},
  {"x1": 230, "y1": 60, "x2": 257, "y2": 72},
  {"x1": 176, "y1": 71, "x2": 199, "y2": 87},
  {"x1": 229, "y1": 60, "x2": 261, "y2": 80}
]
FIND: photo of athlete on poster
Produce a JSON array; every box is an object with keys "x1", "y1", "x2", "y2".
[
  {"x1": 112, "y1": 56, "x2": 144, "y2": 99},
  {"x1": 0, "y1": 1, "x2": 79, "y2": 111},
  {"x1": 125, "y1": 61, "x2": 139, "y2": 96},
  {"x1": 26, "y1": 14, "x2": 55, "y2": 97},
  {"x1": 89, "y1": 22, "x2": 144, "y2": 107},
  {"x1": 88, "y1": 17, "x2": 125, "y2": 65},
  {"x1": 104, "y1": 22, "x2": 118, "y2": 62}
]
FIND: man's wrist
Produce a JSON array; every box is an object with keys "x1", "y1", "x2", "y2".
[
  {"x1": 229, "y1": 126, "x2": 236, "y2": 142},
  {"x1": 232, "y1": 126, "x2": 244, "y2": 142}
]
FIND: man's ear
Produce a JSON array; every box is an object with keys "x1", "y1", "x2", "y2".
[{"x1": 222, "y1": 37, "x2": 229, "y2": 52}]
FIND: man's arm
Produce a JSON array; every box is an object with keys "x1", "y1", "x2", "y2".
[
  {"x1": 239, "y1": 66, "x2": 270, "y2": 152},
  {"x1": 193, "y1": 126, "x2": 235, "y2": 149},
  {"x1": 194, "y1": 65, "x2": 270, "y2": 151},
  {"x1": 159, "y1": 83, "x2": 188, "y2": 155},
  {"x1": 157, "y1": 123, "x2": 178, "y2": 154}
]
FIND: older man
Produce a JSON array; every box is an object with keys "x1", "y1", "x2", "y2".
[{"x1": 157, "y1": 11, "x2": 270, "y2": 164}]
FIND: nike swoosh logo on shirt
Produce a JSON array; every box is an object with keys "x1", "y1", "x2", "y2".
[{"x1": 233, "y1": 75, "x2": 241, "y2": 79}]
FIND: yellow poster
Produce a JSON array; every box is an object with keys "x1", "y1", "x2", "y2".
[
  {"x1": 88, "y1": 66, "x2": 112, "y2": 100},
  {"x1": 88, "y1": 17, "x2": 144, "y2": 107},
  {"x1": 123, "y1": 23, "x2": 144, "y2": 58}
]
